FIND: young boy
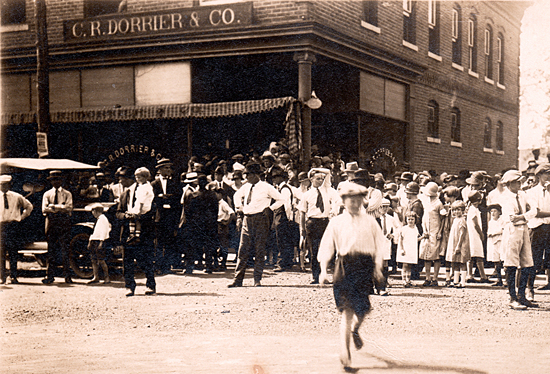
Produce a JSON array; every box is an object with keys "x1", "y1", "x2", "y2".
[
  {"x1": 128, "y1": 167, "x2": 154, "y2": 244},
  {"x1": 87, "y1": 203, "x2": 111, "y2": 284}
]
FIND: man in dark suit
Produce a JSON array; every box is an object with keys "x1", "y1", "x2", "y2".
[
  {"x1": 115, "y1": 167, "x2": 156, "y2": 296},
  {"x1": 151, "y1": 158, "x2": 182, "y2": 274}
]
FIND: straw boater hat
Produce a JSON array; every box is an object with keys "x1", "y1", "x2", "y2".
[
  {"x1": 261, "y1": 151, "x2": 275, "y2": 161},
  {"x1": 381, "y1": 198, "x2": 391, "y2": 206},
  {"x1": 47, "y1": 170, "x2": 63, "y2": 180},
  {"x1": 0, "y1": 175, "x2": 12, "y2": 184},
  {"x1": 339, "y1": 182, "x2": 368, "y2": 198},
  {"x1": 343, "y1": 162, "x2": 360, "y2": 173},
  {"x1": 156, "y1": 158, "x2": 173, "y2": 169},
  {"x1": 184, "y1": 172, "x2": 199, "y2": 184},
  {"x1": 85, "y1": 202, "x2": 105, "y2": 212}
]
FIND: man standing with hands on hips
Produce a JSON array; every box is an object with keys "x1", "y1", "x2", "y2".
[
  {"x1": 228, "y1": 162, "x2": 283, "y2": 288},
  {"x1": 0, "y1": 175, "x2": 33, "y2": 284}
]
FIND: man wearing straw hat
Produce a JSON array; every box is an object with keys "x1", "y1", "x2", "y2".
[
  {"x1": 41, "y1": 170, "x2": 74, "y2": 284},
  {"x1": 0, "y1": 174, "x2": 33, "y2": 284}
]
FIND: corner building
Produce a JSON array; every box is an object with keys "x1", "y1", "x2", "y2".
[{"x1": 1, "y1": 1, "x2": 528, "y2": 176}]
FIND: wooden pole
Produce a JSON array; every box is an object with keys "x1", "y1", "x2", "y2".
[{"x1": 35, "y1": 0, "x2": 50, "y2": 157}]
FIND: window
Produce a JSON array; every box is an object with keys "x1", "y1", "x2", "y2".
[
  {"x1": 484, "y1": 118, "x2": 492, "y2": 149},
  {"x1": 403, "y1": 0, "x2": 416, "y2": 45},
  {"x1": 428, "y1": 0, "x2": 440, "y2": 55},
  {"x1": 363, "y1": 1, "x2": 378, "y2": 27},
  {"x1": 497, "y1": 34, "x2": 505, "y2": 85},
  {"x1": 451, "y1": 108, "x2": 461, "y2": 143},
  {"x1": 452, "y1": 6, "x2": 462, "y2": 65},
  {"x1": 496, "y1": 121, "x2": 504, "y2": 151},
  {"x1": 468, "y1": 16, "x2": 477, "y2": 73},
  {"x1": 428, "y1": 101, "x2": 439, "y2": 139},
  {"x1": 485, "y1": 26, "x2": 493, "y2": 80},
  {"x1": 84, "y1": 0, "x2": 123, "y2": 17},
  {"x1": 1, "y1": 0, "x2": 26, "y2": 25}
]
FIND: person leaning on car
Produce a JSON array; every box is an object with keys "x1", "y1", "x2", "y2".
[
  {"x1": 41, "y1": 170, "x2": 74, "y2": 284},
  {"x1": 0, "y1": 174, "x2": 33, "y2": 284}
]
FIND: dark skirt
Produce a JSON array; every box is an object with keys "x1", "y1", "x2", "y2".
[{"x1": 333, "y1": 253, "x2": 375, "y2": 318}]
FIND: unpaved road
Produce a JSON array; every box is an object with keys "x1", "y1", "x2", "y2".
[{"x1": 1, "y1": 260, "x2": 550, "y2": 374}]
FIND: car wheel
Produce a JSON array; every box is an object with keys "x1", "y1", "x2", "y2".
[{"x1": 69, "y1": 232, "x2": 93, "y2": 279}]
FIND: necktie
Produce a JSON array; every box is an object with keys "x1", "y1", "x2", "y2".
[
  {"x1": 516, "y1": 194, "x2": 523, "y2": 214},
  {"x1": 54, "y1": 189, "x2": 59, "y2": 204},
  {"x1": 3, "y1": 192, "x2": 9, "y2": 210},
  {"x1": 316, "y1": 188, "x2": 324, "y2": 213},
  {"x1": 132, "y1": 187, "x2": 137, "y2": 208},
  {"x1": 246, "y1": 184, "x2": 254, "y2": 205},
  {"x1": 382, "y1": 215, "x2": 387, "y2": 235}
]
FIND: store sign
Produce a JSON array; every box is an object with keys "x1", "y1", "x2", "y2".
[
  {"x1": 36, "y1": 132, "x2": 49, "y2": 158},
  {"x1": 63, "y1": 2, "x2": 252, "y2": 42}
]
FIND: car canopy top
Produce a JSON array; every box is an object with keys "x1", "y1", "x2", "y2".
[{"x1": 0, "y1": 158, "x2": 99, "y2": 170}]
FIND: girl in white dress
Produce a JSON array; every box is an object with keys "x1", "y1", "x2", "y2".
[
  {"x1": 466, "y1": 191, "x2": 489, "y2": 283},
  {"x1": 486, "y1": 204, "x2": 504, "y2": 286},
  {"x1": 398, "y1": 211, "x2": 423, "y2": 287}
]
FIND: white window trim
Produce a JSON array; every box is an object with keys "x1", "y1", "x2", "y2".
[
  {"x1": 452, "y1": 9, "x2": 459, "y2": 39},
  {"x1": 468, "y1": 19, "x2": 475, "y2": 47},
  {"x1": 428, "y1": 52, "x2": 442, "y2": 61},
  {"x1": 427, "y1": 137, "x2": 441, "y2": 144},
  {"x1": 468, "y1": 69, "x2": 479, "y2": 78},
  {"x1": 484, "y1": 29, "x2": 491, "y2": 55},
  {"x1": 403, "y1": 40, "x2": 418, "y2": 51},
  {"x1": 361, "y1": 20, "x2": 381, "y2": 34},
  {"x1": 403, "y1": 0, "x2": 412, "y2": 13},
  {"x1": 497, "y1": 83, "x2": 506, "y2": 90},
  {"x1": 451, "y1": 141, "x2": 462, "y2": 148},
  {"x1": 483, "y1": 147, "x2": 493, "y2": 153},
  {"x1": 0, "y1": 24, "x2": 29, "y2": 33},
  {"x1": 495, "y1": 150, "x2": 504, "y2": 155},
  {"x1": 484, "y1": 77, "x2": 494, "y2": 85},
  {"x1": 428, "y1": 0, "x2": 436, "y2": 27},
  {"x1": 452, "y1": 63, "x2": 464, "y2": 71}
]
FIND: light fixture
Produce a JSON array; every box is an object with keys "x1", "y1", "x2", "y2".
[{"x1": 305, "y1": 91, "x2": 322, "y2": 109}]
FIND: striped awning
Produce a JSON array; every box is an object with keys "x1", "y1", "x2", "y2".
[{"x1": 1, "y1": 97, "x2": 296, "y2": 124}]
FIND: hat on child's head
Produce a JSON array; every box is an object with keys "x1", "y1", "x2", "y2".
[
  {"x1": 404, "y1": 182, "x2": 420, "y2": 195},
  {"x1": 487, "y1": 204, "x2": 502, "y2": 214}
]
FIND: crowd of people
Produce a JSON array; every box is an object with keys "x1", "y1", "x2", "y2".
[{"x1": 1, "y1": 142, "x2": 549, "y2": 312}]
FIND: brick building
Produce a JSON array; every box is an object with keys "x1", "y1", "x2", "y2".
[{"x1": 1, "y1": 1, "x2": 529, "y2": 176}]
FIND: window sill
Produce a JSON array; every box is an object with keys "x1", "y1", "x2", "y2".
[
  {"x1": 427, "y1": 137, "x2": 441, "y2": 144},
  {"x1": 468, "y1": 70, "x2": 479, "y2": 78},
  {"x1": 403, "y1": 40, "x2": 419, "y2": 51},
  {"x1": 452, "y1": 63, "x2": 464, "y2": 71},
  {"x1": 451, "y1": 141, "x2": 462, "y2": 148},
  {"x1": 361, "y1": 20, "x2": 380, "y2": 34},
  {"x1": 0, "y1": 24, "x2": 29, "y2": 33},
  {"x1": 495, "y1": 150, "x2": 504, "y2": 155},
  {"x1": 428, "y1": 52, "x2": 442, "y2": 62},
  {"x1": 484, "y1": 77, "x2": 495, "y2": 85},
  {"x1": 483, "y1": 148, "x2": 493, "y2": 153},
  {"x1": 497, "y1": 83, "x2": 506, "y2": 90}
]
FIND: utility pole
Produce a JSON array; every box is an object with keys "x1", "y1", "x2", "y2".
[{"x1": 35, "y1": 0, "x2": 50, "y2": 157}]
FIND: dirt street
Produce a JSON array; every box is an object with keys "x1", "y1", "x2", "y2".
[{"x1": 1, "y1": 259, "x2": 550, "y2": 374}]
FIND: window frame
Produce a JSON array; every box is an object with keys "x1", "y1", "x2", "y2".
[
  {"x1": 468, "y1": 17, "x2": 477, "y2": 73},
  {"x1": 497, "y1": 34, "x2": 505, "y2": 85},
  {"x1": 451, "y1": 107, "x2": 461, "y2": 144},
  {"x1": 1, "y1": 0, "x2": 26, "y2": 26},
  {"x1": 427, "y1": 101, "x2": 440, "y2": 139},
  {"x1": 485, "y1": 26, "x2": 493, "y2": 80},
  {"x1": 403, "y1": 0, "x2": 416, "y2": 45},
  {"x1": 483, "y1": 118, "x2": 492, "y2": 150},
  {"x1": 496, "y1": 120, "x2": 504, "y2": 152}
]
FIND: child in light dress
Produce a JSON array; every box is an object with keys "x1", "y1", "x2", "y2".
[
  {"x1": 128, "y1": 167, "x2": 154, "y2": 243},
  {"x1": 419, "y1": 182, "x2": 444, "y2": 287},
  {"x1": 466, "y1": 191, "x2": 489, "y2": 283},
  {"x1": 486, "y1": 204, "x2": 504, "y2": 287},
  {"x1": 445, "y1": 200, "x2": 470, "y2": 288},
  {"x1": 439, "y1": 186, "x2": 460, "y2": 286},
  {"x1": 397, "y1": 211, "x2": 423, "y2": 287}
]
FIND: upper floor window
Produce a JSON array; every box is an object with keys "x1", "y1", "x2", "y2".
[
  {"x1": 452, "y1": 6, "x2": 462, "y2": 65},
  {"x1": 485, "y1": 26, "x2": 493, "y2": 80},
  {"x1": 403, "y1": 0, "x2": 416, "y2": 45},
  {"x1": 363, "y1": 1, "x2": 378, "y2": 27},
  {"x1": 1, "y1": 0, "x2": 26, "y2": 25},
  {"x1": 496, "y1": 121, "x2": 504, "y2": 151},
  {"x1": 451, "y1": 107, "x2": 461, "y2": 143},
  {"x1": 428, "y1": 0, "x2": 440, "y2": 56},
  {"x1": 84, "y1": 0, "x2": 123, "y2": 17},
  {"x1": 428, "y1": 101, "x2": 439, "y2": 139},
  {"x1": 468, "y1": 16, "x2": 477, "y2": 73},
  {"x1": 497, "y1": 34, "x2": 505, "y2": 85},
  {"x1": 484, "y1": 118, "x2": 492, "y2": 149}
]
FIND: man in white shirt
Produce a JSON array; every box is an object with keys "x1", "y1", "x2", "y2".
[
  {"x1": 500, "y1": 170, "x2": 538, "y2": 309},
  {"x1": 298, "y1": 168, "x2": 339, "y2": 284},
  {"x1": 0, "y1": 175, "x2": 33, "y2": 284},
  {"x1": 526, "y1": 163, "x2": 550, "y2": 292},
  {"x1": 228, "y1": 162, "x2": 284, "y2": 287}
]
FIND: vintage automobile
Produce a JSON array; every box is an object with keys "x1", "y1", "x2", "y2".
[{"x1": 0, "y1": 158, "x2": 119, "y2": 279}]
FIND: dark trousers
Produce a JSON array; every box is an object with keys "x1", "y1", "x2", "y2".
[
  {"x1": 123, "y1": 244, "x2": 156, "y2": 291},
  {"x1": 45, "y1": 217, "x2": 72, "y2": 279},
  {"x1": 0, "y1": 221, "x2": 21, "y2": 280},
  {"x1": 234, "y1": 213, "x2": 270, "y2": 283},
  {"x1": 505, "y1": 266, "x2": 532, "y2": 301},
  {"x1": 529, "y1": 224, "x2": 550, "y2": 288},
  {"x1": 276, "y1": 220, "x2": 299, "y2": 269},
  {"x1": 218, "y1": 222, "x2": 230, "y2": 267},
  {"x1": 155, "y1": 220, "x2": 180, "y2": 272},
  {"x1": 306, "y1": 218, "x2": 329, "y2": 282}
]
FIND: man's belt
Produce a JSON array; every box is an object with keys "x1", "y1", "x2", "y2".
[{"x1": 307, "y1": 217, "x2": 329, "y2": 221}]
